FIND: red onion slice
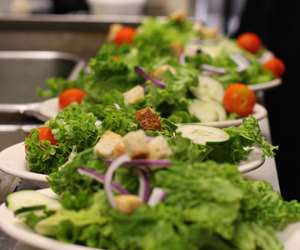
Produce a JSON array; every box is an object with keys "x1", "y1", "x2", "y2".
[
  {"x1": 148, "y1": 188, "x2": 166, "y2": 207},
  {"x1": 137, "y1": 169, "x2": 151, "y2": 202},
  {"x1": 201, "y1": 64, "x2": 226, "y2": 75},
  {"x1": 104, "y1": 155, "x2": 131, "y2": 208},
  {"x1": 179, "y1": 53, "x2": 186, "y2": 65},
  {"x1": 104, "y1": 159, "x2": 171, "y2": 168},
  {"x1": 135, "y1": 66, "x2": 166, "y2": 88},
  {"x1": 78, "y1": 167, "x2": 129, "y2": 194},
  {"x1": 230, "y1": 53, "x2": 250, "y2": 72}
]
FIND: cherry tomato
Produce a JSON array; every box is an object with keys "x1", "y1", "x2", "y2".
[
  {"x1": 237, "y1": 32, "x2": 262, "y2": 53},
  {"x1": 59, "y1": 88, "x2": 86, "y2": 109},
  {"x1": 263, "y1": 57, "x2": 285, "y2": 77},
  {"x1": 113, "y1": 27, "x2": 136, "y2": 46},
  {"x1": 37, "y1": 127, "x2": 57, "y2": 145},
  {"x1": 223, "y1": 83, "x2": 256, "y2": 117}
]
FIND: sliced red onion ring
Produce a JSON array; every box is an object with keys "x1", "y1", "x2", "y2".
[
  {"x1": 179, "y1": 53, "x2": 186, "y2": 65},
  {"x1": 148, "y1": 188, "x2": 166, "y2": 207},
  {"x1": 201, "y1": 64, "x2": 226, "y2": 75},
  {"x1": 137, "y1": 169, "x2": 151, "y2": 202},
  {"x1": 104, "y1": 159, "x2": 171, "y2": 168},
  {"x1": 135, "y1": 66, "x2": 166, "y2": 88},
  {"x1": 78, "y1": 167, "x2": 129, "y2": 194},
  {"x1": 230, "y1": 53, "x2": 250, "y2": 72},
  {"x1": 104, "y1": 155, "x2": 131, "y2": 208}
]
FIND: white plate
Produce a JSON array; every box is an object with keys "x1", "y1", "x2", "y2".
[
  {"x1": 0, "y1": 188, "x2": 299, "y2": 250},
  {"x1": 0, "y1": 141, "x2": 265, "y2": 185},
  {"x1": 182, "y1": 103, "x2": 267, "y2": 128},
  {"x1": 0, "y1": 142, "x2": 47, "y2": 183},
  {"x1": 38, "y1": 97, "x2": 59, "y2": 121},
  {"x1": 248, "y1": 78, "x2": 282, "y2": 92}
]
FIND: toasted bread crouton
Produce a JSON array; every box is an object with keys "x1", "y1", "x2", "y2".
[
  {"x1": 107, "y1": 24, "x2": 123, "y2": 41},
  {"x1": 170, "y1": 10, "x2": 187, "y2": 22},
  {"x1": 123, "y1": 130, "x2": 149, "y2": 158},
  {"x1": 200, "y1": 26, "x2": 219, "y2": 39},
  {"x1": 171, "y1": 42, "x2": 184, "y2": 57},
  {"x1": 152, "y1": 65, "x2": 176, "y2": 78},
  {"x1": 94, "y1": 131, "x2": 123, "y2": 158},
  {"x1": 148, "y1": 136, "x2": 172, "y2": 160},
  {"x1": 115, "y1": 195, "x2": 143, "y2": 214},
  {"x1": 123, "y1": 85, "x2": 144, "y2": 105},
  {"x1": 112, "y1": 142, "x2": 126, "y2": 158},
  {"x1": 135, "y1": 107, "x2": 161, "y2": 131}
]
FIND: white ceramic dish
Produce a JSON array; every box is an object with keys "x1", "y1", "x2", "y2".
[
  {"x1": 0, "y1": 188, "x2": 299, "y2": 250},
  {"x1": 0, "y1": 142, "x2": 47, "y2": 186},
  {"x1": 38, "y1": 97, "x2": 59, "y2": 121},
  {"x1": 0, "y1": 141, "x2": 265, "y2": 185},
  {"x1": 248, "y1": 78, "x2": 282, "y2": 92}
]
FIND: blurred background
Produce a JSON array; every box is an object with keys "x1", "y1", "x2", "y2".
[
  {"x1": 0, "y1": 0, "x2": 299, "y2": 200},
  {"x1": 0, "y1": 0, "x2": 248, "y2": 59}
]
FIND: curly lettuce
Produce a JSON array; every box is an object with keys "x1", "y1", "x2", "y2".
[{"x1": 25, "y1": 105, "x2": 100, "y2": 174}]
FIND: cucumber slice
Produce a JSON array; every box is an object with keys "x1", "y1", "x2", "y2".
[
  {"x1": 192, "y1": 76, "x2": 224, "y2": 102},
  {"x1": 15, "y1": 205, "x2": 46, "y2": 215},
  {"x1": 212, "y1": 100, "x2": 227, "y2": 121},
  {"x1": 177, "y1": 124, "x2": 230, "y2": 145},
  {"x1": 6, "y1": 190, "x2": 61, "y2": 213},
  {"x1": 200, "y1": 39, "x2": 242, "y2": 58},
  {"x1": 188, "y1": 99, "x2": 226, "y2": 122}
]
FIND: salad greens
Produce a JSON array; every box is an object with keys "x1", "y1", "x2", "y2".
[
  {"x1": 186, "y1": 49, "x2": 273, "y2": 88},
  {"x1": 25, "y1": 105, "x2": 100, "y2": 174},
  {"x1": 18, "y1": 160, "x2": 299, "y2": 250}
]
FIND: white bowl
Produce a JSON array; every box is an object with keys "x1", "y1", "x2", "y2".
[{"x1": 87, "y1": 0, "x2": 146, "y2": 15}]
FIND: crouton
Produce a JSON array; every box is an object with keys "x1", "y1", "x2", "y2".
[
  {"x1": 112, "y1": 142, "x2": 126, "y2": 158},
  {"x1": 170, "y1": 10, "x2": 187, "y2": 22},
  {"x1": 107, "y1": 24, "x2": 123, "y2": 41},
  {"x1": 148, "y1": 136, "x2": 172, "y2": 160},
  {"x1": 152, "y1": 65, "x2": 176, "y2": 78},
  {"x1": 94, "y1": 131, "x2": 123, "y2": 158},
  {"x1": 200, "y1": 26, "x2": 219, "y2": 39},
  {"x1": 123, "y1": 85, "x2": 144, "y2": 105},
  {"x1": 123, "y1": 130, "x2": 149, "y2": 159},
  {"x1": 135, "y1": 107, "x2": 161, "y2": 131},
  {"x1": 115, "y1": 195, "x2": 143, "y2": 214},
  {"x1": 171, "y1": 42, "x2": 184, "y2": 57}
]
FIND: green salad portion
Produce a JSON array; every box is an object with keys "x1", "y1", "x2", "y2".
[{"x1": 10, "y1": 160, "x2": 299, "y2": 250}]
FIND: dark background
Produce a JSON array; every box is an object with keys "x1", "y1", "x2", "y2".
[{"x1": 236, "y1": 0, "x2": 300, "y2": 200}]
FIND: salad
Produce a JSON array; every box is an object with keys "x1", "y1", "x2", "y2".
[
  {"x1": 4, "y1": 11, "x2": 294, "y2": 250},
  {"x1": 34, "y1": 13, "x2": 284, "y2": 124},
  {"x1": 25, "y1": 99, "x2": 275, "y2": 175},
  {"x1": 6, "y1": 129, "x2": 298, "y2": 250}
]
